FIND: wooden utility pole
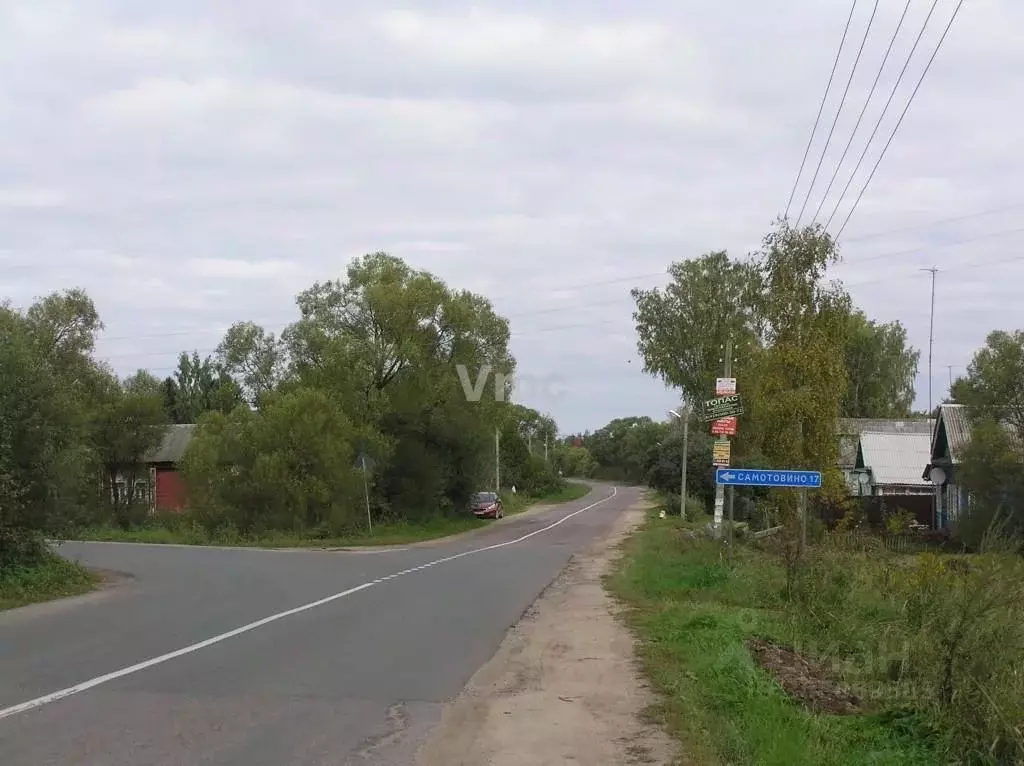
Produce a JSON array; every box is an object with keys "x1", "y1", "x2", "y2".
[
  {"x1": 495, "y1": 428, "x2": 501, "y2": 493},
  {"x1": 712, "y1": 338, "x2": 733, "y2": 536}
]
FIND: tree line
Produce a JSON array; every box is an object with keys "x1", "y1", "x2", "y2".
[
  {"x1": 557, "y1": 221, "x2": 1022, "y2": 546},
  {"x1": 1, "y1": 253, "x2": 567, "y2": 568}
]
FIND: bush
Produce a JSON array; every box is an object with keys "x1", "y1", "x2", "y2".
[
  {"x1": 0, "y1": 527, "x2": 49, "y2": 572},
  {"x1": 664, "y1": 493, "x2": 709, "y2": 519}
]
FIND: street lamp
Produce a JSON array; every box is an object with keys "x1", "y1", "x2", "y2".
[{"x1": 668, "y1": 407, "x2": 689, "y2": 520}]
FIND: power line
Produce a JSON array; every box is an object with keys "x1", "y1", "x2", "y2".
[
  {"x1": 810, "y1": 0, "x2": 913, "y2": 225},
  {"x1": 97, "y1": 222, "x2": 1024, "y2": 348},
  {"x1": 834, "y1": 0, "x2": 965, "y2": 239},
  {"x1": 784, "y1": 0, "x2": 859, "y2": 220},
  {"x1": 100, "y1": 246, "x2": 1024, "y2": 375},
  {"x1": 837, "y1": 224, "x2": 1024, "y2": 266},
  {"x1": 795, "y1": 0, "x2": 881, "y2": 227},
  {"x1": 841, "y1": 202, "x2": 1024, "y2": 242},
  {"x1": 822, "y1": 0, "x2": 943, "y2": 232}
]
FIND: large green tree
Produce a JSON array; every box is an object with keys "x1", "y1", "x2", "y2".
[
  {"x1": 951, "y1": 329, "x2": 1024, "y2": 439},
  {"x1": 632, "y1": 252, "x2": 762, "y2": 407},
  {"x1": 841, "y1": 310, "x2": 919, "y2": 418},
  {"x1": 279, "y1": 252, "x2": 517, "y2": 517},
  {"x1": 744, "y1": 222, "x2": 849, "y2": 492},
  {"x1": 162, "y1": 351, "x2": 243, "y2": 423},
  {"x1": 948, "y1": 330, "x2": 1024, "y2": 546},
  {"x1": 216, "y1": 322, "x2": 284, "y2": 409},
  {"x1": 182, "y1": 388, "x2": 362, "y2": 536},
  {"x1": 1, "y1": 292, "x2": 113, "y2": 564}
]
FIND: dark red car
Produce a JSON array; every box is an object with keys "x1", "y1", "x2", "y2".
[{"x1": 470, "y1": 491, "x2": 504, "y2": 519}]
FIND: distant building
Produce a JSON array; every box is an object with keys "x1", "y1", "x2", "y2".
[
  {"x1": 143, "y1": 424, "x2": 195, "y2": 512},
  {"x1": 836, "y1": 418, "x2": 933, "y2": 496},
  {"x1": 922, "y1": 404, "x2": 973, "y2": 528}
]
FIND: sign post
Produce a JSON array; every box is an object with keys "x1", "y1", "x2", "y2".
[
  {"x1": 714, "y1": 469, "x2": 823, "y2": 488},
  {"x1": 715, "y1": 468, "x2": 821, "y2": 558},
  {"x1": 710, "y1": 343, "x2": 735, "y2": 535}
]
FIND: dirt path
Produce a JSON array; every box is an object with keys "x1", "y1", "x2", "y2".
[{"x1": 416, "y1": 499, "x2": 680, "y2": 766}]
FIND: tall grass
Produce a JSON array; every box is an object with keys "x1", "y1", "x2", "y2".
[{"x1": 612, "y1": 511, "x2": 1024, "y2": 765}]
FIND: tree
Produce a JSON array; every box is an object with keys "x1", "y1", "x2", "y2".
[
  {"x1": 162, "y1": 351, "x2": 243, "y2": 423},
  {"x1": 216, "y1": 322, "x2": 284, "y2": 409},
  {"x1": 1, "y1": 295, "x2": 108, "y2": 565},
  {"x1": 183, "y1": 388, "x2": 363, "y2": 536},
  {"x1": 951, "y1": 330, "x2": 1024, "y2": 440},
  {"x1": 744, "y1": 222, "x2": 849, "y2": 487},
  {"x1": 93, "y1": 375, "x2": 170, "y2": 529},
  {"x1": 955, "y1": 420, "x2": 1024, "y2": 548},
  {"x1": 632, "y1": 251, "x2": 762, "y2": 407},
  {"x1": 281, "y1": 252, "x2": 517, "y2": 517},
  {"x1": 841, "y1": 310, "x2": 919, "y2": 418},
  {"x1": 948, "y1": 330, "x2": 1024, "y2": 546}
]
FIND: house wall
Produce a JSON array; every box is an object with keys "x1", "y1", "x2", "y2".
[
  {"x1": 863, "y1": 494, "x2": 933, "y2": 527},
  {"x1": 154, "y1": 465, "x2": 188, "y2": 512}
]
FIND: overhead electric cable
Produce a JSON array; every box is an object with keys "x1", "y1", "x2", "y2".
[
  {"x1": 795, "y1": 0, "x2": 881, "y2": 227},
  {"x1": 783, "y1": 0, "x2": 859, "y2": 219},
  {"x1": 810, "y1": 0, "x2": 913, "y2": 224},
  {"x1": 822, "y1": 0, "x2": 942, "y2": 231},
  {"x1": 834, "y1": 0, "x2": 965, "y2": 239}
]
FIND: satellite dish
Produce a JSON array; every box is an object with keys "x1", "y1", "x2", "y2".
[
  {"x1": 928, "y1": 466, "x2": 946, "y2": 485},
  {"x1": 858, "y1": 472, "x2": 872, "y2": 487}
]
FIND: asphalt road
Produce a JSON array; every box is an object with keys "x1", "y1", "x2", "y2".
[{"x1": 0, "y1": 482, "x2": 640, "y2": 765}]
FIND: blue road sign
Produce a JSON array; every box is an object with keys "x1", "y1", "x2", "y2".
[{"x1": 715, "y1": 468, "x2": 822, "y2": 488}]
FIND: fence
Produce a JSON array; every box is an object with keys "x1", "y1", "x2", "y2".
[{"x1": 825, "y1": 530, "x2": 954, "y2": 555}]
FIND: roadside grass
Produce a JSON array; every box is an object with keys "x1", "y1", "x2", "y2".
[
  {"x1": 0, "y1": 552, "x2": 99, "y2": 611},
  {"x1": 69, "y1": 482, "x2": 592, "y2": 549},
  {"x1": 609, "y1": 510, "x2": 953, "y2": 766}
]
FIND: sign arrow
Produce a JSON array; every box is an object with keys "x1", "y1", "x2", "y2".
[{"x1": 720, "y1": 471, "x2": 736, "y2": 481}]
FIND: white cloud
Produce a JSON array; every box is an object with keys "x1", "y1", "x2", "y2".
[
  {"x1": 0, "y1": 188, "x2": 71, "y2": 208},
  {"x1": 370, "y1": 9, "x2": 674, "y2": 76},
  {"x1": 2, "y1": 1, "x2": 1022, "y2": 430},
  {"x1": 183, "y1": 258, "x2": 297, "y2": 280}
]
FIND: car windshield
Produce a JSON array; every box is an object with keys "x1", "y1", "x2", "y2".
[{"x1": 473, "y1": 492, "x2": 497, "y2": 503}]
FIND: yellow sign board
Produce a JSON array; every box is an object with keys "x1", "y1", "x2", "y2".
[{"x1": 712, "y1": 439, "x2": 731, "y2": 467}]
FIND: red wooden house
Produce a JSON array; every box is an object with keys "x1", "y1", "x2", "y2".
[{"x1": 144, "y1": 424, "x2": 194, "y2": 512}]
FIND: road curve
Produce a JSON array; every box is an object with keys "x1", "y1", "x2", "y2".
[{"x1": 0, "y1": 482, "x2": 641, "y2": 765}]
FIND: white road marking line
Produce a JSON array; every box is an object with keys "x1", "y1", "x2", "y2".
[{"x1": 0, "y1": 486, "x2": 619, "y2": 722}]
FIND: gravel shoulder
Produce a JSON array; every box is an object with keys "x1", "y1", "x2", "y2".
[{"x1": 416, "y1": 498, "x2": 680, "y2": 766}]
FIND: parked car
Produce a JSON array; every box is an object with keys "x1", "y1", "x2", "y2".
[{"x1": 470, "y1": 491, "x2": 504, "y2": 519}]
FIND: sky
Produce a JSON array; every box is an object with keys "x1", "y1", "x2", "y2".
[{"x1": 2, "y1": 1, "x2": 1022, "y2": 435}]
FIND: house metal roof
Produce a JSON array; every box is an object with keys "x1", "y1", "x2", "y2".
[
  {"x1": 931, "y1": 404, "x2": 971, "y2": 463},
  {"x1": 858, "y1": 431, "x2": 933, "y2": 486},
  {"x1": 146, "y1": 424, "x2": 196, "y2": 464},
  {"x1": 836, "y1": 417, "x2": 933, "y2": 467}
]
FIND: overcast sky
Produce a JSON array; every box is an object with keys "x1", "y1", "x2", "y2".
[{"x1": 2, "y1": 1, "x2": 1021, "y2": 434}]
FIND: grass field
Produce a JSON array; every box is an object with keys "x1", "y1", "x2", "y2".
[
  {"x1": 70, "y1": 481, "x2": 592, "y2": 549},
  {"x1": 607, "y1": 503, "x2": 1024, "y2": 766},
  {"x1": 0, "y1": 553, "x2": 99, "y2": 612}
]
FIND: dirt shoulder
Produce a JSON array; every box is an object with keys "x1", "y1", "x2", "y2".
[{"x1": 417, "y1": 499, "x2": 680, "y2": 766}]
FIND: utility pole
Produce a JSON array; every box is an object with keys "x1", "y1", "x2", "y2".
[
  {"x1": 495, "y1": 427, "x2": 501, "y2": 493},
  {"x1": 544, "y1": 435, "x2": 549, "y2": 464},
  {"x1": 669, "y1": 407, "x2": 689, "y2": 519},
  {"x1": 361, "y1": 454, "x2": 372, "y2": 535},
  {"x1": 712, "y1": 338, "x2": 734, "y2": 537},
  {"x1": 681, "y1": 410, "x2": 689, "y2": 519},
  {"x1": 921, "y1": 267, "x2": 938, "y2": 414}
]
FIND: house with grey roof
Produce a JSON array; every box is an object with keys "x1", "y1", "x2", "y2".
[
  {"x1": 852, "y1": 430, "x2": 934, "y2": 527},
  {"x1": 140, "y1": 424, "x2": 195, "y2": 512},
  {"x1": 837, "y1": 418, "x2": 934, "y2": 496},
  {"x1": 922, "y1": 404, "x2": 973, "y2": 529}
]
